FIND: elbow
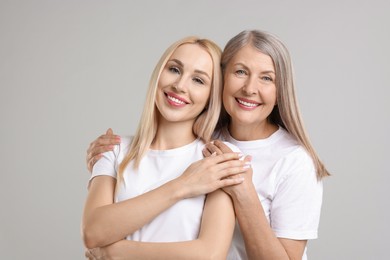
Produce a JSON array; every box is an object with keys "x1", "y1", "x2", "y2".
[{"x1": 82, "y1": 223, "x2": 105, "y2": 249}]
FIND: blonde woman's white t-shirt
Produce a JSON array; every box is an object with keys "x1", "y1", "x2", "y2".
[
  {"x1": 223, "y1": 127, "x2": 323, "y2": 260},
  {"x1": 90, "y1": 137, "x2": 207, "y2": 242}
]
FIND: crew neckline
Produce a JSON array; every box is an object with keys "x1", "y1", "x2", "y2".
[
  {"x1": 226, "y1": 127, "x2": 285, "y2": 149},
  {"x1": 148, "y1": 138, "x2": 202, "y2": 156}
]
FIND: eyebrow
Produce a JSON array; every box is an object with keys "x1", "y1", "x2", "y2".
[
  {"x1": 170, "y1": 59, "x2": 211, "y2": 80},
  {"x1": 261, "y1": 70, "x2": 276, "y2": 75},
  {"x1": 234, "y1": 62, "x2": 275, "y2": 75}
]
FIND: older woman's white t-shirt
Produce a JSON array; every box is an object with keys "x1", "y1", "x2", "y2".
[{"x1": 224, "y1": 127, "x2": 323, "y2": 260}]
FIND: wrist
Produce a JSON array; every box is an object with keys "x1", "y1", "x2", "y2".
[
  {"x1": 230, "y1": 183, "x2": 257, "y2": 205},
  {"x1": 167, "y1": 177, "x2": 188, "y2": 201}
]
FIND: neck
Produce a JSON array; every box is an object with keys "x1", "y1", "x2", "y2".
[
  {"x1": 228, "y1": 120, "x2": 278, "y2": 141},
  {"x1": 151, "y1": 120, "x2": 197, "y2": 150}
]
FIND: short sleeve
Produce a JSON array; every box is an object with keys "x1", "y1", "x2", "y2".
[
  {"x1": 270, "y1": 147, "x2": 323, "y2": 240},
  {"x1": 88, "y1": 145, "x2": 120, "y2": 187}
]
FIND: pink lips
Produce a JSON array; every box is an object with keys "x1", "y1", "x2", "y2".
[
  {"x1": 165, "y1": 92, "x2": 189, "y2": 107},
  {"x1": 235, "y1": 97, "x2": 261, "y2": 110}
]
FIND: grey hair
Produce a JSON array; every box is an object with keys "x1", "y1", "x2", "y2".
[{"x1": 219, "y1": 30, "x2": 329, "y2": 179}]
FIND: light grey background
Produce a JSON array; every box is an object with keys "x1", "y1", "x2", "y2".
[{"x1": 1, "y1": 0, "x2": 389, "y2": 259}]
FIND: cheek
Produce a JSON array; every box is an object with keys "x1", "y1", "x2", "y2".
[
  {"x1": 271, "y1": 90, "x2": 278, "y2": 105},
  {"x1": 193, "y1": 87, "x2": 211, "y2": 106},
  {"x1": 264, "y1": 86, "x2": 277, "y2": 103},
  {"x1": 158, "y1": 71, "x2": 176, "y2": 87}
]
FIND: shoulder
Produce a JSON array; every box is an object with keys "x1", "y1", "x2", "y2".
[
  {"x1": 274, "y1": 146, "x2": 317, "y2": 182},
  {"x1": 113, "y1": 135, "x2": 133, "y2": 157}
]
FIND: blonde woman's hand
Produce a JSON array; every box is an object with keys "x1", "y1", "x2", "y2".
[
  {"x1": 86, "y1": 128, "x2": 121, "y2": 172},
  {"x1": 85, "y1": 247, "x2": 104, "y2": 259},
  {"x1": 85, "y1": 246, "x2": 113, "y2": 260},
  {"x1": 176, "y1": 152, "x2": 251, "y2": 198},
  {"x1": 221, "y1": 155, "x2": 254, "y2": 198},
  {"x1": 203, "y1": 140, "x2": 254, "y2": 198}
]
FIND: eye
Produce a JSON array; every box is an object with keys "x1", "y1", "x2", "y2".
[
  {"x1": 235, "y1": 69, "x2": 247, "y2": 76},
  {"x1": 262, "y1": 76, "x2": 273, "y2": 82},
  {"x1": 169, "y1": 66, "x2": 181, "y2": 74},
  {"x1": 193, "y1": 77, "x2": 205, "y2": 85}
]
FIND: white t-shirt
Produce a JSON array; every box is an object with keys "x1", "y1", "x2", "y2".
[
  {"x1": 91, "y1": 137, "x2": 207, "y2": 242},
  {"x1": 223, "y1": 127, "x2": 323, "y2": 260}
]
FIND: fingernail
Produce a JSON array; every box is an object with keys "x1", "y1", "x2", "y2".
[
  {"x1": 243, "y1": 162, "x2": 251, "y2": 169},
  {"x1": 211, "y1": 152, "x2": 217, "y2": 156},
  {"x1": 237, "y1": 152, "x2": 244, "y2": 158}
]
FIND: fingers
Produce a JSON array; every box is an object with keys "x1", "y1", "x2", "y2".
[
  {"x1": 96, "y1": 132, "x2": 121, "y2": 147},
  {"x1": 85, "y1": 128, "x2": 120, "y2": 172},
  {"x1": 87, "y1": 153, "x2": 103, "y2": 172},
  {"x1": 209, "y1": 152, "x2": 243, "y2": 164},
  {"x1": 106, "y1": 128, "x2": 113, "y2": 135},
  {"x1": 213, "y1": 140, "x2": 233, "y2": 153},
  {"x1": 215, "y1": 153, "x2": 251, "y2": 179},
  {"x1": 203, "y1": 142, "x2": 223, "y2": 157},
  {"x1": 202, "y1": 147, "x2": 212, "y2": 157},
  {"x1": 218, "y1": 175, "x2": 245, "y2": 187},
  {"x1": 242, "y1": 155, "x2": 252, "y2": 163}
]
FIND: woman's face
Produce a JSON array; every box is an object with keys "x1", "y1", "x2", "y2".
[
  {"x1": 222, "y1": 44, "x2": 277, "y2": 129},
  {"x1": 156, "y1": 43, "x2": 213, "y2": 125}
]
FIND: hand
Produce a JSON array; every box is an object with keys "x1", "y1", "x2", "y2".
[
  {"x1": 222, "y1": 155, "x2": 254, "y2": 198},
  {"x1": 203, "y1": 140, "x2": 254, "y2": 198},
  {"x1": 203, "y1": 139, "x2": 234, "y2": 156},
  {"x1": 85, "y1": 247, "x2": 106, "y2": 260},
  {"x1": 176, "y1": 152, "x2": 251, "y2": 198},
  {"x1": 86, "y1": 128, "x2": 121, "y2": 172},
  {"x1": 85, "y1": 241, "x2": 128, "y2": 260}
]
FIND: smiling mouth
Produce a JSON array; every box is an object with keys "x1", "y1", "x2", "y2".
[
  {"x1": 165, "y1": 93, "x2": 189, "y2": 106},
  {"x1": 236, "y1": 98, "x2": 260, "y2": 108}
]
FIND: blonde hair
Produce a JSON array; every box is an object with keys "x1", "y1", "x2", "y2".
[
  {"x1": 118, "y1": 37, "x2": 222, "y2": 183},
  {"x1": 218, "y1": 30, "x2": 330, "y2": 179}
]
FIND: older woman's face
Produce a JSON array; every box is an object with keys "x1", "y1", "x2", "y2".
[{"x1": 222, "y1": 44, "x2": 277, "y2": 128}]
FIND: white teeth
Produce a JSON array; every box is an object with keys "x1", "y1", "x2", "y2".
[
  {"x1": 237, "y1": 99, "x2": 258, "y2": 107},
  {"x1": 167, "y1": 95, "x2": 185, "y2": 104}
]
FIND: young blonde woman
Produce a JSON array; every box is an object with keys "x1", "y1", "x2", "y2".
[
  {"x1": 82, "y1": 36, "x2": 251, "y2": 259},
  {"x1": 86, "y1": 30, "x2": 329, "y2": 259}
]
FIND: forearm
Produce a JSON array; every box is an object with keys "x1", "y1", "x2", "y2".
[
  {"x1": 104, "y1": 239, "x2": 223, "y2": 260},
  {"x1": 83, "y1": 178, "x2": 184, "y2": 248},
  {"x1": 101, "y1": 190, "x2": 235, "y2": 260},
  {"x1": 232, "y1": 187, "x2": 289, "y2": 260}
]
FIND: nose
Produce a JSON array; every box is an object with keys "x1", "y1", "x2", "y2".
[
  {"x1": 242, "y1": 76, "x2": 257, "y2": 96},
  {"x1": 173, "y1": 76, "x2": 188, "y2": 93}
]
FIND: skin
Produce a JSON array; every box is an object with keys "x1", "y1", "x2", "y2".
[
  {"x1": 83, "y1": 44, "x2": 249, "y2": 258},
  {"x1": 222, "y1": 44, "x2": 279, "y2": 140},
  {"x1": 86, "y1": 45, "x2": 308, "y2": 259}
]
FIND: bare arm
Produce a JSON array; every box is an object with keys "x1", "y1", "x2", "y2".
[
  {"x1": 82, "y1": 151, "x2": 249, "y2": 249},
  {"x1": 229, "y1": 181, "x2": 306, "y2": 260},
  {"x1": 204, "y1": 140, "x2": 307, "y2": 260},
  {"x1": 88, "y1": 189, "x2": 236, "y2": 260}
]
